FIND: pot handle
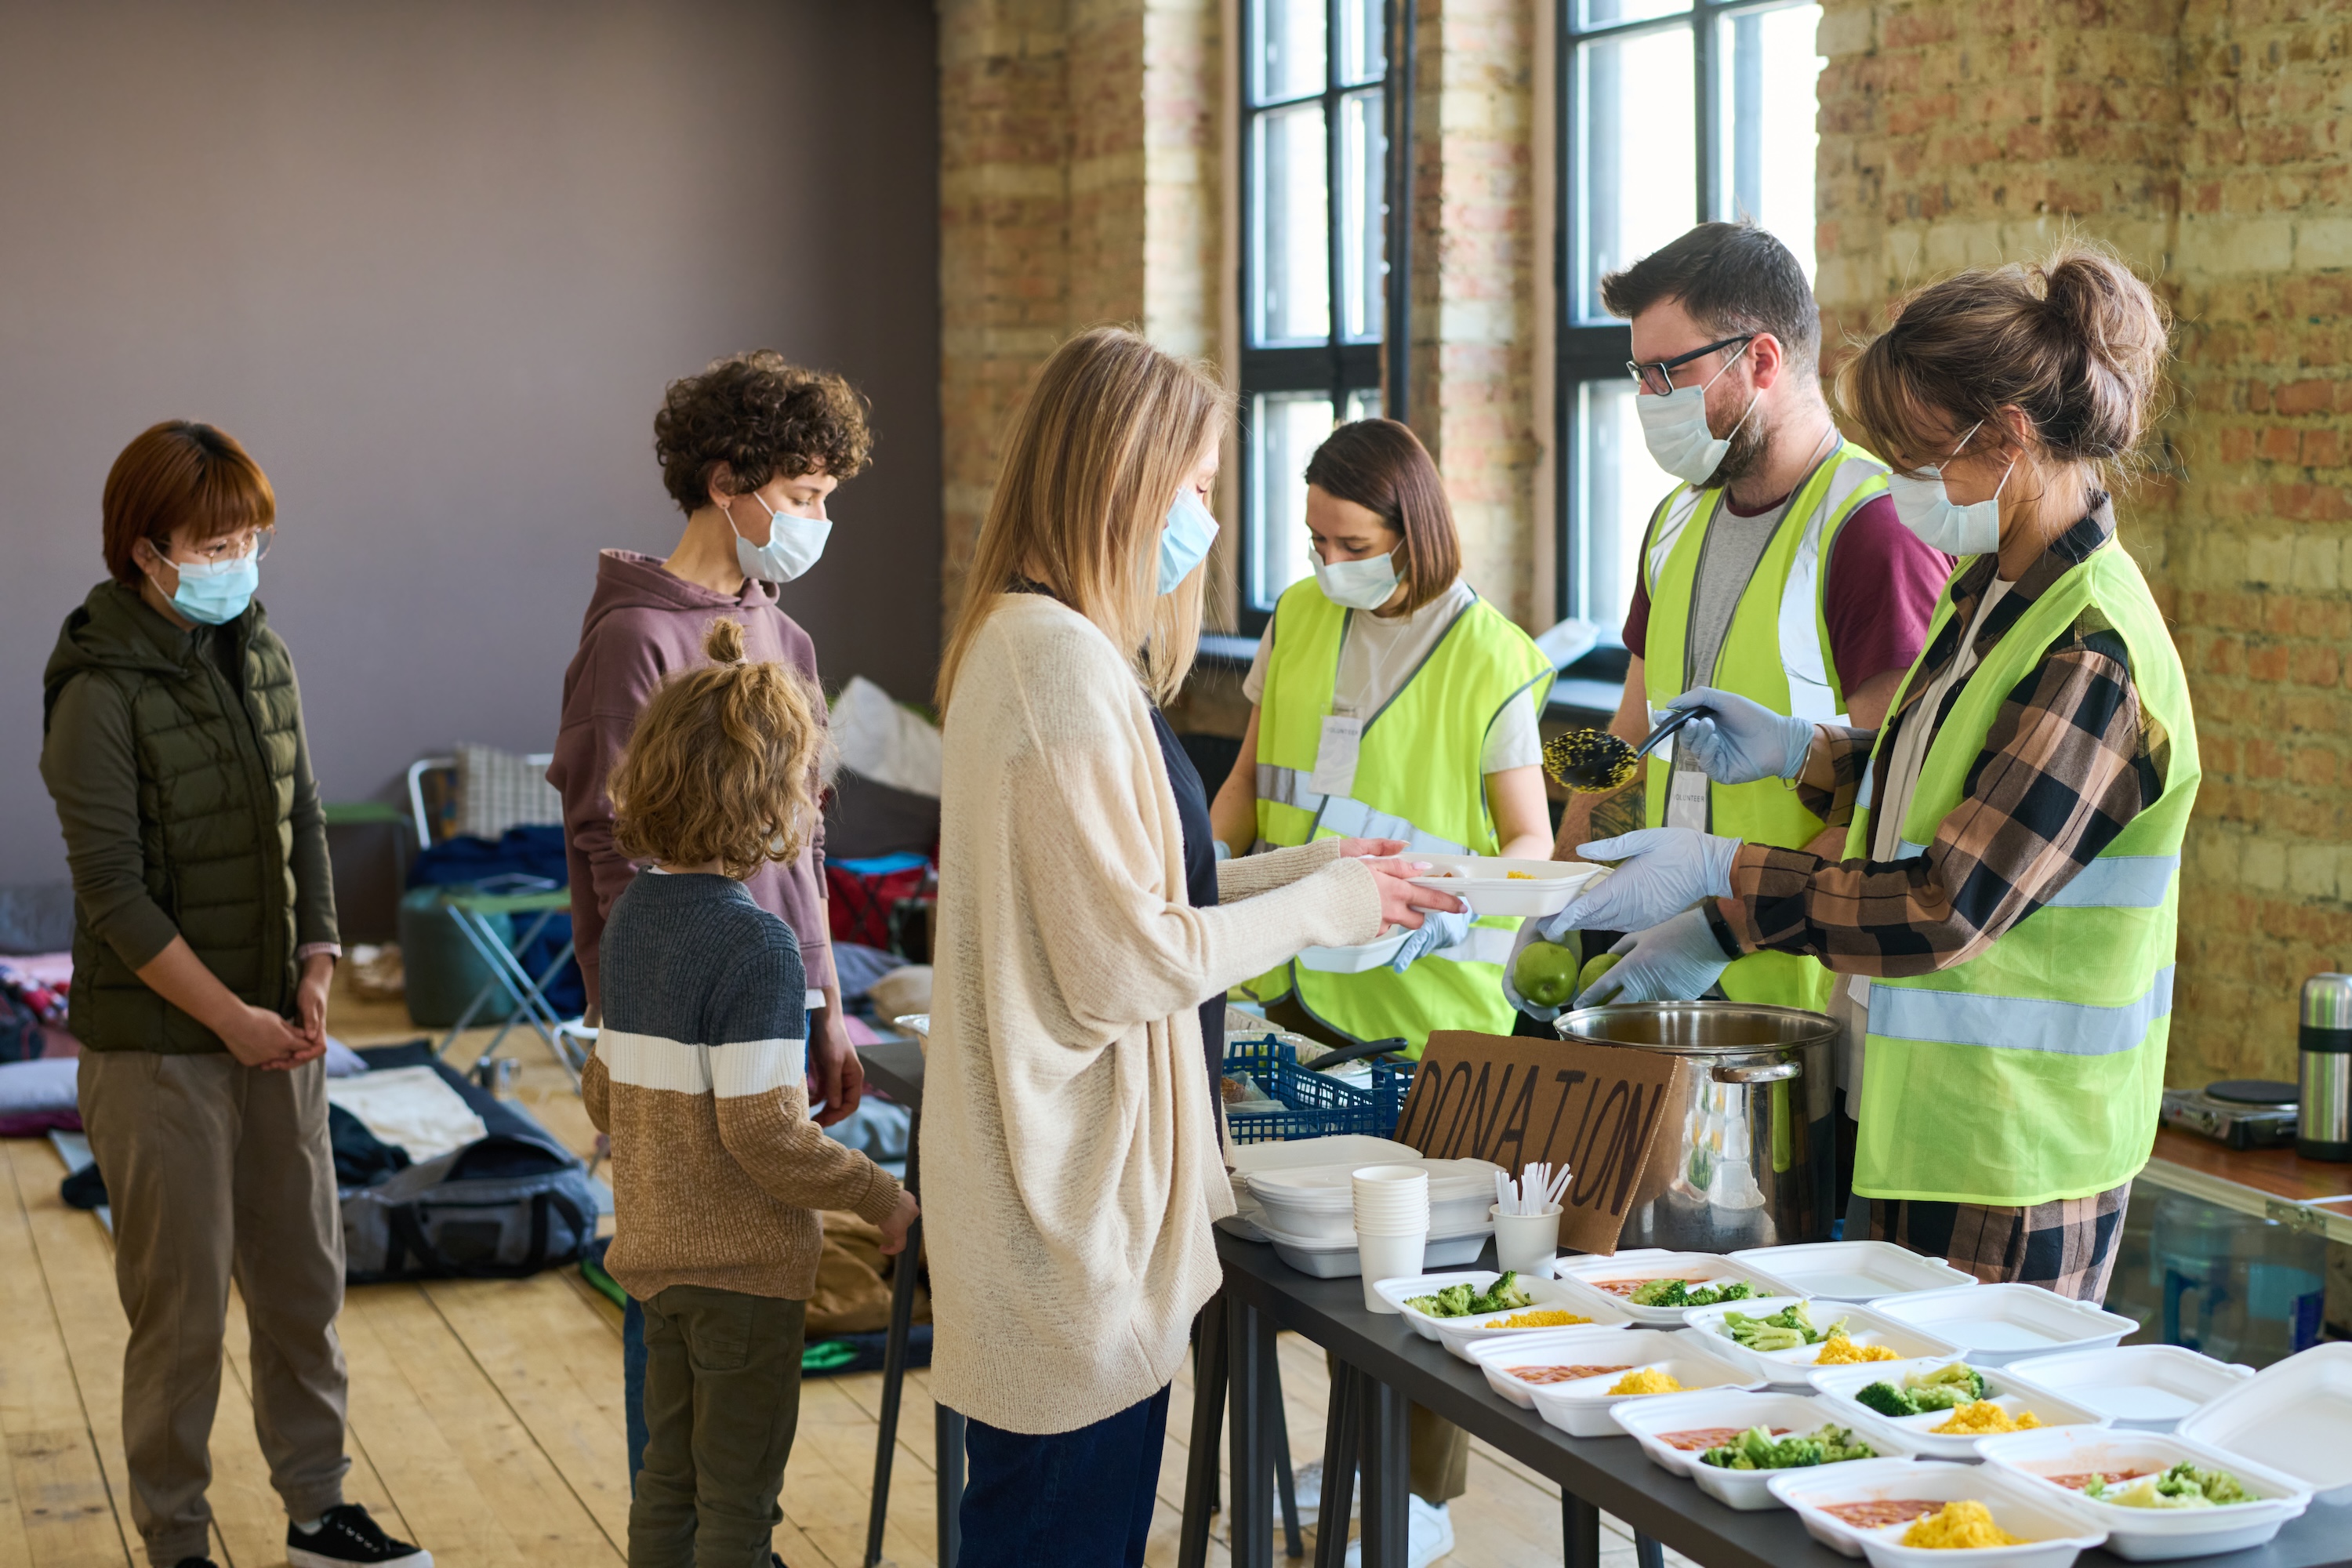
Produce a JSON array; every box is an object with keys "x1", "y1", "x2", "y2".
[{"x1": 1711, "y1": 1060, "x2": 1800, "y2": 1084}]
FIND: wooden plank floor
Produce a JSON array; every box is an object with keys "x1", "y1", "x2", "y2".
[{"x1": 1, "y1": 975, "x2": 1690, "y2": 1567}]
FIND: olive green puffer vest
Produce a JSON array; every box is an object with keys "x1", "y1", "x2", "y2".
[{"x1": 42, "y1": 583, "x2": 306, "y2": 1053}]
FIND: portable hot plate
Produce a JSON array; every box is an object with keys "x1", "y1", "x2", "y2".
[{"x1": 2160, "y1": 1078, "x2": 2300, "y2": 1150}]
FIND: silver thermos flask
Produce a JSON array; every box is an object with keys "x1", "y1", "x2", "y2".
[{"x1": 2298, "y1": 972, "x2": 2352, "y2": 1161}]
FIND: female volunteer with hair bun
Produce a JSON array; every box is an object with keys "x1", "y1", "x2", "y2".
[
  {"x1": 1210, "y1": 419, "x2": 1556, "y2": 1052},
  {"x1": 924, "y1": 328, "x2": 1459, "y2": 1566},
  {"x1": 1556, "y1": 243, "x2": 2198, "y2": 1298}
]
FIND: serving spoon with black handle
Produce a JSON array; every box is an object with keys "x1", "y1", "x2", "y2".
[{"x1": 1541, "y1": 703, "x2": 1712, "y2": 793}]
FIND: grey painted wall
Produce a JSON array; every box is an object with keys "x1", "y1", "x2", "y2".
[{"x1": 0, "y1": 1, "x2": 941, "y2": 929}]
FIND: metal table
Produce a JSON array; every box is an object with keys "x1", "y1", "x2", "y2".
[
  {"x1": 1198, "y1": 1229, "x2": 2352, "y2": 1568},
  {"x1": 858, "y1": 1038, "x2": 962, "y2": 1568}
]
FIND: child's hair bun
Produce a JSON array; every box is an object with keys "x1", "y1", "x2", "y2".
[{"x1": 704, "y1": 618, "x2": 747, "y2": 664}]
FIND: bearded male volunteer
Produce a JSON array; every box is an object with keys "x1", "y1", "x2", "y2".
[{"x1": 1513, "y1": 223, "x2": 1952, "y2": 1022}]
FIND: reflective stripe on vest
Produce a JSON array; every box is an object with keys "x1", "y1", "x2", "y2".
[
  {"x1": 1638, "y1": 442, "x2": 1893, "y2": 1013},
  {"x1": 1848, "y1": 543, "x2": 2200, "y2": 1207},
  {"x1": 1245, "y1": 577, "x2": 1556, "y2": 1047}
]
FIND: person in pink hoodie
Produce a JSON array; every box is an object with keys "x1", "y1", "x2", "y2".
[{"x1": 548, "y1": 350, "x2": 874, "y2": 1484}]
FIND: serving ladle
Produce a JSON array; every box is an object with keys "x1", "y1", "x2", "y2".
[{"x1": 1541, "y1": 704, "x2": 1711, "y2": 793}]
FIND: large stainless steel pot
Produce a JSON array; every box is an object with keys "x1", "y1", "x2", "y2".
[{"x1": 1554, "y1": 1002, "x2": 1836, "y2": 1254}]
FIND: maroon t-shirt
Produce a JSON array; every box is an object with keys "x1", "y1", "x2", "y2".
[{"x1": 1620, "y1": 492, "x2": 1952, "y2": 693}]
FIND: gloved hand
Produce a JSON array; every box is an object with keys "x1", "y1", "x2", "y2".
[
  {"x1": 1665, "y1": 687, "x2": 1817, "y2": 786},
  {"x1": 1388, "y1": 907, "x2": 1472, "y2": 974},
  {"x1": 1552, "y1": 827, "x2": 1741, "y2": 935},
  {"x1": 1575, "y1": 908, "x2": 1734, "y2": 1007}
]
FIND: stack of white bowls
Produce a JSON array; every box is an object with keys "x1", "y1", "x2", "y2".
[{"x1": 1352, "y1": 1163, "x2": 1430, "y2": 1312}]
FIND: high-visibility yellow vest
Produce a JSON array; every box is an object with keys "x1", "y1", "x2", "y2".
[
  {"x1": 1641, "y1": 441, "x2": 1893, "y2": 1013},
  {"x1": 1845, "y1": 542, "x2": 2198, "y2": 1207},
  {"x1": 1243, "y1": 579, "x2": 1555, "y2": 1051}
]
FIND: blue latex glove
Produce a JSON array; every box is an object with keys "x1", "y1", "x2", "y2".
[
  {"x1": 1665, "y1": 686, "x2": 1817, "y2": 786},
  {"x1": 1552, "y1": 827, "x2": 1741, "y2": 935},
  {"x1": 1388, "y1": 907, "x2": 1473, "y2": 973},
  {"x1": 1575, "y1": 907, "x2": 1733, "y2": 1006}
]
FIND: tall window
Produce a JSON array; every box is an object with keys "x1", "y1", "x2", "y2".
[
  {"x1": 1240, "y1": 0, "x2": 1399, "y2": 630},
  {"x1": 1556, "y1": 0, "x2": 1826, "y2": 635}
]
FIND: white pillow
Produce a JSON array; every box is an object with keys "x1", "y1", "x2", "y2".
[
  {"x1": 454, "y1": 742, "x2": 564, "y2": 841},
  {"x1": 0, "y1": 1056, "x2": 78, "y2": 1116}
]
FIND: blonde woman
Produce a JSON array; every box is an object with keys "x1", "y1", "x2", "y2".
[{"x1": 924, "y1": 327, "x2": 1461, "y2": 1566}]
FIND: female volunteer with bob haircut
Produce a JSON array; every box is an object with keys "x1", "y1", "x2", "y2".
[
  {"x1": 1556, "y1": 244, "x2": 2196, "y2": 1298},
  {"x1": 1210, "y1": 419, "x2": 1555, "y2": 1052},
  {"x1": 41, "y1": 423, "x2": 426, "y2": 1568},
  {"x1": 924, "y1": 328, "x2": 1460, "y2": 1566}
]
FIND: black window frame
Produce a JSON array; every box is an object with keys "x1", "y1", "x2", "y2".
[
  {"x1": 1552, "y1": 0, "x2": 1820, "y2": 632},
  {"x1": 1235, "y1": 0, "x2": 1414, "y2": 637}
]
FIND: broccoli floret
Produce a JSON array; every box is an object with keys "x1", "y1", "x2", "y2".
[
  {"x1": 1432, "y1": 1283, "x2": 1476, "y2": 1317},
  {"x1": 1720, "y1": 1302, "x2": 1826, "y2": 1353},
  {"x1": 1682, "y1": 1280, "x2": 1754, "y2": 1307},
  {"x1": 1472, "y1": 1272, "x2": 1536, "y2": 1312},
  {"x1": 1699, "y1": 1424, "x2": 1874, "y2": 1471},
  {"x1": 1907, "y1": 1385, "x2": 1973, "y2": 1413},
  {"x1": 1908, "y1": 1363, "x2": 1986, "y2": 1402},
  {"x1": 1628, "y1": 1278, "x2": 1690, "y2": 1307},
  {"x1": 1813, "y1": 1425, "x2": 1877, "y2": 1464},
  {"x1": 1402, "y1": 1295, "x2": 1445, "y2": 1316},
  {"x1": 1854, "y1": 1381, "x2": 1919, "y2": 1419}
]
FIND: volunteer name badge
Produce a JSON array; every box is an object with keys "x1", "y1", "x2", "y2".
[{"x1": 1309, "y1": 713, "x2": 1364, "y2": 798}]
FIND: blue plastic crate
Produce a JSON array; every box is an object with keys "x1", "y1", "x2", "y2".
[{"x1": 1221, "y1": 1034, "x2": 1413, "y2": 1144}]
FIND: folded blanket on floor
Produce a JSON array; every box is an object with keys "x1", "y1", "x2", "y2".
[{"x1": 325, "y1": 1065, "x2": 488, "y2": 1162}]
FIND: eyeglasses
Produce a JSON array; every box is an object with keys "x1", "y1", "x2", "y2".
[{"x1": 1626, "y1": 335, "x2": 1756, "y2": 397}]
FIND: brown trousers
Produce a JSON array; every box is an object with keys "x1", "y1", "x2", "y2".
[{"x1": 80, "y1": 1051, "x2": 351, "y2": 1568}]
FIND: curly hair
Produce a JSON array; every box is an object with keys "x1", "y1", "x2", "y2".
[
  {"x1": 609, "y1": 619, "x2": 836, "y2": 879},
  {"x1": 652, "y1": 350, "x2": 873, "y2": 514}
]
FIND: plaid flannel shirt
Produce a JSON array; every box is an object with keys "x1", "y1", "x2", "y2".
[{"x1": 1718, "y1": 500, "x2": 2174, "y2": 975}]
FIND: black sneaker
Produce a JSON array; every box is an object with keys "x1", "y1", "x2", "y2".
[
  {"x1": 172, "y1": 1559, "x2": 220, "y2": 1568},
  {"x1": 286, "y1": 1505, "x2": 431, "y2": 1568}
]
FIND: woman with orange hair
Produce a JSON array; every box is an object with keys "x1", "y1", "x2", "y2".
[{"x1": 40, "y1": 422, "x2": 428, "y2": 1568}]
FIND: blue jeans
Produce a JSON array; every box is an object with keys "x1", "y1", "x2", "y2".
[
  {"x1": 624, "y1": 1295, "x2": 650, "y2": 1489},
  {"x1": 956, "y1": 1385, "x2": 1171, "y2": 1568}
]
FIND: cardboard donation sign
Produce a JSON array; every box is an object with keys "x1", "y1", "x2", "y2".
[{"x1": 1394, "y1": 1031, "x2": 1688, "y2": 1257}]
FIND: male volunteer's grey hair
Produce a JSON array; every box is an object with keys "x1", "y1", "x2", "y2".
[{"x1": 1599, "y1": 222, "x2": 1820, "y2": 373}]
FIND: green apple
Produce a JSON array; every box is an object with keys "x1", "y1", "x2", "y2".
[
  {"x1": 1576, "y1": 952, "x2": 1621, "y2": 997},
  {"x1": 1513, "y1": 941, "x2": 1580, "y2": 1008}
]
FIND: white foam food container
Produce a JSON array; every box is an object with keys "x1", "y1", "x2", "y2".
[
  {"x1": 1522, "y1": 1329, "x2": 1766, "y2": 1436},
  {"x1": 1865, "y1": 1283, "x2": 2136, "y2": 1368},
  {"x1": 1461, "y1": 1325, "x2": 1688, "y2": 1410},
  {"x1": 1296, "y1": 928, "x2": 1411, "y2": 973},
  {"x1": 1244, "y1": 1156, "x2": 1505, "y2": 1244},
  {"x1": 1810, "y1": 1357, "x2": 2110, "y2": 1461},
  {"x1": 2174, "y1": 1340, "x2": 2352, "y2": 1502},
  {"x1": 1371, "y1": 1270, "x2": 1635, "y2": 1355},
  {"x1": 1978, "y1": 1425, "x2": 2312, "y2": 1561},
  {"x1": 1731, "y1": 1240, "x2": 1978, "y2": 1303},
  {"x1": 1258, "y1": 1221, "x2": 1490, "y2": 1279},
  {"x1": 1768, "y1": 1457, "x2": 2107, "y2": 1566},
  {"x1": 1684, "y1": 1298, "x2": 1963, "y2": 1389},
  {"x1": 1226, "y1": 1134, "x2": 1419, "y2": 1177},
  {"x1": 1610, "y1": 1389, "x2": 1919, "y2": 1507},
  {"x1": 1550, "y1": 1248, "x2": 1804, "y2": 1326},
  {"x1": 1405, "y1": 853, "x2": 1606, "y2": 918},
  {"x1": 2000, "y1": 1346, "x2": 2252, "y2": 1433}
]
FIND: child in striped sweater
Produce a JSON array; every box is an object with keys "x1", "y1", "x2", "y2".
[{"x1": 583, "y1": 619, "x2": 915, "y2": 1568}]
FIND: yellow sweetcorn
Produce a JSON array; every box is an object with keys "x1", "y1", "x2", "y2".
[{"x1": 1900, "y1": 1501, "x2": 2027, "y2": 1548}]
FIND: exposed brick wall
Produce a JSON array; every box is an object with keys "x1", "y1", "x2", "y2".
[
  {"x1": 1407, "y1": 0, "x2": 1543, "y2": 627},
  {"x1": 1817, "y1": 0, "x2": 2352, "y2": 1084},
  {"x1": 938, "y1": 0, "x2": 1221, "y2": 636}
]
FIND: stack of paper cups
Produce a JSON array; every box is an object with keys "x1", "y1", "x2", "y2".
[{"x1": 1352, "y1": 1164, "x2": 1431, "y2": 1313}]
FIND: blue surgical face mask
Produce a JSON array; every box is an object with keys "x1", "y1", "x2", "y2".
[
  {"x1": 731, "y1": 490, "x2": 833, "y2": 583},
  {"x1": 1158, "y1": 490, "x2": 1219, "y2": 595},
  {"x1": 162, "y1": 550, "x2": 260, "y2": 625},
  {"x1": 1886, "y1": 421, "x2": 2013, "y2": 556},
  {"x1": 1313, "y1": 546, "x2": 1400, "y2": 611},
  {"x1": 1634, "y1": 338, "x2": 1759, "y2": 485}
]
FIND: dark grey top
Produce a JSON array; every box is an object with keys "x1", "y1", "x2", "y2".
[{"x1": 599, "y1": 869, "x2": 806, "y2": 1047}]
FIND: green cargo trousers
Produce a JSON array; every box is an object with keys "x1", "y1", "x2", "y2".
[{"x1": 628, "y1": 1284, "x2": 807, "y2": 1568}]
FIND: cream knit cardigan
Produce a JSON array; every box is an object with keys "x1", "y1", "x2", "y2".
[{"x1": 924, "y1": 593, "x2": 1385, "y2": 1434}]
